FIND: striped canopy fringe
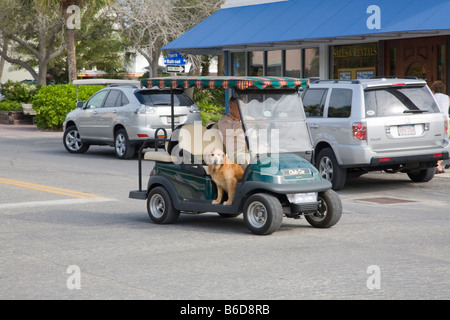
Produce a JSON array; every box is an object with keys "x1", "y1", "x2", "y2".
[{"x1": 140, "y1": 76, "x2": 309, "y2": 90}]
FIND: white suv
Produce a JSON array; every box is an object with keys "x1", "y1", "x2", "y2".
[
  {"x1": 63, "y1": 83, "x2": 201, "y2": 159},
  {"x1": 303, "y1": 78, "x2": 449, "y2": 190}
]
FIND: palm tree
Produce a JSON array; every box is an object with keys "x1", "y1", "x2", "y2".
[{"x1": 35, "y1": 0, "x2": 111, "y2": 83}]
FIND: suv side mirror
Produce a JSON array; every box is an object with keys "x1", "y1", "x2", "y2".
[{"x1": 76, "y1": 101, "x2": 84, "y2": 109}]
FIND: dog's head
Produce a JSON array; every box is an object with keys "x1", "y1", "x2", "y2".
[{"x1": 206, "y1": 147, "x2": 229, "y2": 165}]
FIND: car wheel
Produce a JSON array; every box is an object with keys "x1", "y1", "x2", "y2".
[
  {"x1": 63, "y1": 125, "x2": 90, "y2": 154},
  {"x1": 305, "y1": 190, "x2": 342, "y2": 228},
  {"x1": 407, "y1": 167, "x2": 435, "y2": 183},
  {"x1": 114, "y1": 128, "x2": 135, "y2": 159},
  {"x1": 243, "y1": 193, "x2": 283, "y2": 235},
  {"x1": 147, "y1": 187, "x2": 180, "y2": 224},
  {"x1": 316, "y1": 148, "x2": 347, "y2": 191}
]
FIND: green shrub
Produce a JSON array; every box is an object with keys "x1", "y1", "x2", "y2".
[
  {"x1": 193, "y1": 88, "x2": 225, "y2": 126},
  {"x1": 0, "y1": 99, "x2": 23, "y2": 111},
  {"x1": 31, "y1": 84, "x2": 104, "y2": 130},
  {"x1": 0, "y1": 81, "x2": 37, "y2": 103}
]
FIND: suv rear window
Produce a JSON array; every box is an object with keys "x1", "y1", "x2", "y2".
[
  {"x1": 135, "y1": 90, "x2": 194, "y2": 106},
  {"x1": 364, "y1": 86, "x2": 440, "y2": 117}
]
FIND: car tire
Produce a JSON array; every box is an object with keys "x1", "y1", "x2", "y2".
[
  {"x1": 305, "y1": 190, "x2": 342, "y2": 228},
  {"x1": 147, "y1": 187, "x2": 180, "y2": 224},
  {"x1": 114, "y1": 128, "x2": 135, "y2": 159},
  {"x1": 63, "y1": 125, "x2": 90, "y2": 154},
  {"x1": 316, "y1": 148, "x2": 347, "y2": 191},
  {"x1": 407, "y1": 167, "x2": 435, "y2": 183},
  {"x1": 243, "y1": 193, "x2": 283, "y2": 235}
]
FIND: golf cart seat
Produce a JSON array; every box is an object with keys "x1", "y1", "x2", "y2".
[{"x1": 144, "y1": 123, "x2": 223, "y2": 163}]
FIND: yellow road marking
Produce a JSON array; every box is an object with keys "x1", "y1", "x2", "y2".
[{"x1": 0, "y1": 178, "x2": 104, "y2": 200}]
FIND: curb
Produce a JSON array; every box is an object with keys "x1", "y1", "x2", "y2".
[{"x1": 0, "y1": 124, "x2": 62, "y2": 138}]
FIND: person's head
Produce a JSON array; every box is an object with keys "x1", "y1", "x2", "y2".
[
  {"x1": 229, "y1": 97, "x2": 240, "y2": 120},
  {"x1": 431, "y1": 81, "x2": 446, "y2": 94}
]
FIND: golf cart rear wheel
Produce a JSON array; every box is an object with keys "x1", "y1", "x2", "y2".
[
  {"x1": 305, "y1": 190, "x2": 342, "y2": 228},
  {"x1": 147, "y1": 187, "x2": 180, "y2": 224},
  {"x1": 243, "y1": 193, "x2": 283, "y2": 235}
]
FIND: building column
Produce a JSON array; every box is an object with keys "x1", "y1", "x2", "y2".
[{"x1": 319, "y1": 43, "x2": 330, "y2": 80}]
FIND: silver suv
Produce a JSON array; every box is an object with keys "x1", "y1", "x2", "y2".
[
  {"x1": 303, "y1": 78, "x2": 449, "y2": 190},
  {"x1": 63, "y1": 82, "x2": 201, "y2": 159}
]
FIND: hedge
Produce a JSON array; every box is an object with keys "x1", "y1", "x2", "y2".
[{"x1": 31, "y1": 84, "x2": 104, "y2": 130}]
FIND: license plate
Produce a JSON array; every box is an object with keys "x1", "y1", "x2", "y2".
[
  {"x1": 167, "y1": 116, "x2": 180, "y2": 124},
  {"x1": 398, "y1": 125, "x2": 416, "y2": 136}
]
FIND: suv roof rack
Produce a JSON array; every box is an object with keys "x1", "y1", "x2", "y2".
[
  {"x1": 73, "y1": 79, "x2": 140, "y2": 86},
  {"x1": 312, "y1": 79, "x2": 361, "y2": 84},
  {"x1": 369, "y1": 76, "x2": 419, "y2": 80}
]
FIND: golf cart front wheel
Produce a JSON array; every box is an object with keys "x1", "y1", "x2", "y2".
[
  {"x1": 305, "y1": 190, "x2": 342, "y2": 228},
  {"x1": 147, "y1": 187, "x2": 180, "y2": 224},
  {"x1": 243, "y1": 193, "x2": 283, "y2": 235}
]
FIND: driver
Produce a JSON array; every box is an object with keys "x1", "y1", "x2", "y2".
[{"x1": 217, "y1": 97, "x2": 248, "y2": 165}]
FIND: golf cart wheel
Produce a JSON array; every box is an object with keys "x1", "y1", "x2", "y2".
[
  {"x1": 147, "y1": 187, "x2": 180, "y2": 224},
  {"x1": 316, "y1": 148, "x2": 347, "y2": 191},
  {"x1": 243, "y1": 193, "x2": 283, "y2": 235},
  {"x1": 114, "y1": 128, "x2": 136, "y2": 159},
  {"x1": 63, "y1": 125, "x2": 90, "y2": 153},
  {"x1": 305, "y1": 190, "x2": 342, "y2": 228}
]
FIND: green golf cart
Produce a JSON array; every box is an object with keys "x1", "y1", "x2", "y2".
[{"x1": 129, "y1": 76, "x2": 342, "y2": 235}]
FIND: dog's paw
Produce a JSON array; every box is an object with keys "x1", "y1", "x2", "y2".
[
  {"x1": 223, "y1": 200, "x2": 232, "y2": 206},
  {"x1": 212, "y1": 200, "x2": 221, "y2": 205}
]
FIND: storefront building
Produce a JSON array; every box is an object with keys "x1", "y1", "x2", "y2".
[{"x1": 164, "y1": 0, "x2": 450, "y2": 91}]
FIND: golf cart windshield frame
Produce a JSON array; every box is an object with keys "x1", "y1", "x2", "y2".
[{"x1": 235, "y1": 88, "x2": 313, "y2": 158}]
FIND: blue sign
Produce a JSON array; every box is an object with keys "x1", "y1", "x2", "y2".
[
  {"x1": 164, "y1": 58, "x2": 187, "y2": 65},
  {"x1": 168, "y1": 52, "x2": 182, "y2": 59},
  {"x1": 164, "y1": 52, "x2": 187, "y2": 65}
]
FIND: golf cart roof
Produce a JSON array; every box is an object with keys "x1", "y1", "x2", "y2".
[
  {"x1": 73, "y1": 79, "x2": 140, "y2": 87},
  {"x1": 140, "y1": 76, "x2": 309, "y2": 90}
]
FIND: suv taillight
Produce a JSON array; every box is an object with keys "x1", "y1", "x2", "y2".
[
  {"x1": 352, "y1": 122, "x2": 367, "y2": 141},
  {"x1": 444, "y1": 116, "x2": 448, "y2": 137}
]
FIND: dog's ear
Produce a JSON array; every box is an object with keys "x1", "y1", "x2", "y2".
[{"x1": 223, "y1": 152, "x2": 232, "y2": 164}]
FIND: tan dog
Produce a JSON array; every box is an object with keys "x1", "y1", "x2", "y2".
[{"x1": 206, "y1": 147, "x2": 244, "y2": 206}]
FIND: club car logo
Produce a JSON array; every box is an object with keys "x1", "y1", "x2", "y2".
[{"x1": 283, "y1": 169, "x2": 311, "y2": 176}]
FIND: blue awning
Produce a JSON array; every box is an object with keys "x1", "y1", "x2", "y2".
[{"x1": 163, "y1": 0, "x2": 450, "y2": 54}]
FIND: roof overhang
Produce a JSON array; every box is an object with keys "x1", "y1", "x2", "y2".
[{"x1": 163, "y1": 0, "x2": 450, "y2": 55}]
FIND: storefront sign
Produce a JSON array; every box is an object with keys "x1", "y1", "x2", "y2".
[{"x1": 333, "y1": 47, "x2": 378, "y2": 58}]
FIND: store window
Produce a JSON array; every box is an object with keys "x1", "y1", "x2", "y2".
[
  {"x1": 304, "y1": 48, "x2": 320, "y2": 78},
  {"x1": 267, "y1": 50, "x2": 282, "y2": 76},
  {"x1": 231, "y1": 52, "x2": 246, "y2": 76},
  {"x1": 285, "y1": 49, "x2": 301, "y2": 78},
  {"x1": 250, "y1": 51, "x2": 264, "y2": 76},
  {"x1": 332, "y1": 43, "x2": 378, "y2": 79}
]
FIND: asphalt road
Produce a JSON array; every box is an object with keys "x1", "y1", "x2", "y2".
[{"x1": 1, "y1": 124, "x2": 449, "y2": 301}]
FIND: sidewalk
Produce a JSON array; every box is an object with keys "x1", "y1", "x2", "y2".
[{"x1": 0, "y1": 124, "x2": 62, "y2": 138}]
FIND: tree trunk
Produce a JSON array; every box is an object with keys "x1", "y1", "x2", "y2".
[
  {"x1": 151, "y1": 47, "x2": 161, "y2": 77},
  {"x1": 66, "y1": 28, "x2": 77, "y2": 83},
  {"x1": 65, "y1": 8, "x2": 77, "y2": 83},
  {"x1": 217, "y1": 54, "x2": 225, "y2": 76},
  {"x1": 0, "y1": 38, "x2": 9, "y2": 80},
  {"x1": 38, "y1": 61, "x2": 48, "y2": 86}
]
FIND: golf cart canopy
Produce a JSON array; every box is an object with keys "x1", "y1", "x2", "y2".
[
  {"x1": 140, "y1": 76, "x2": 309, "y2": 90},
  {"x1": 141, "y1": 76, "x2": 313, "y2": 157}
]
